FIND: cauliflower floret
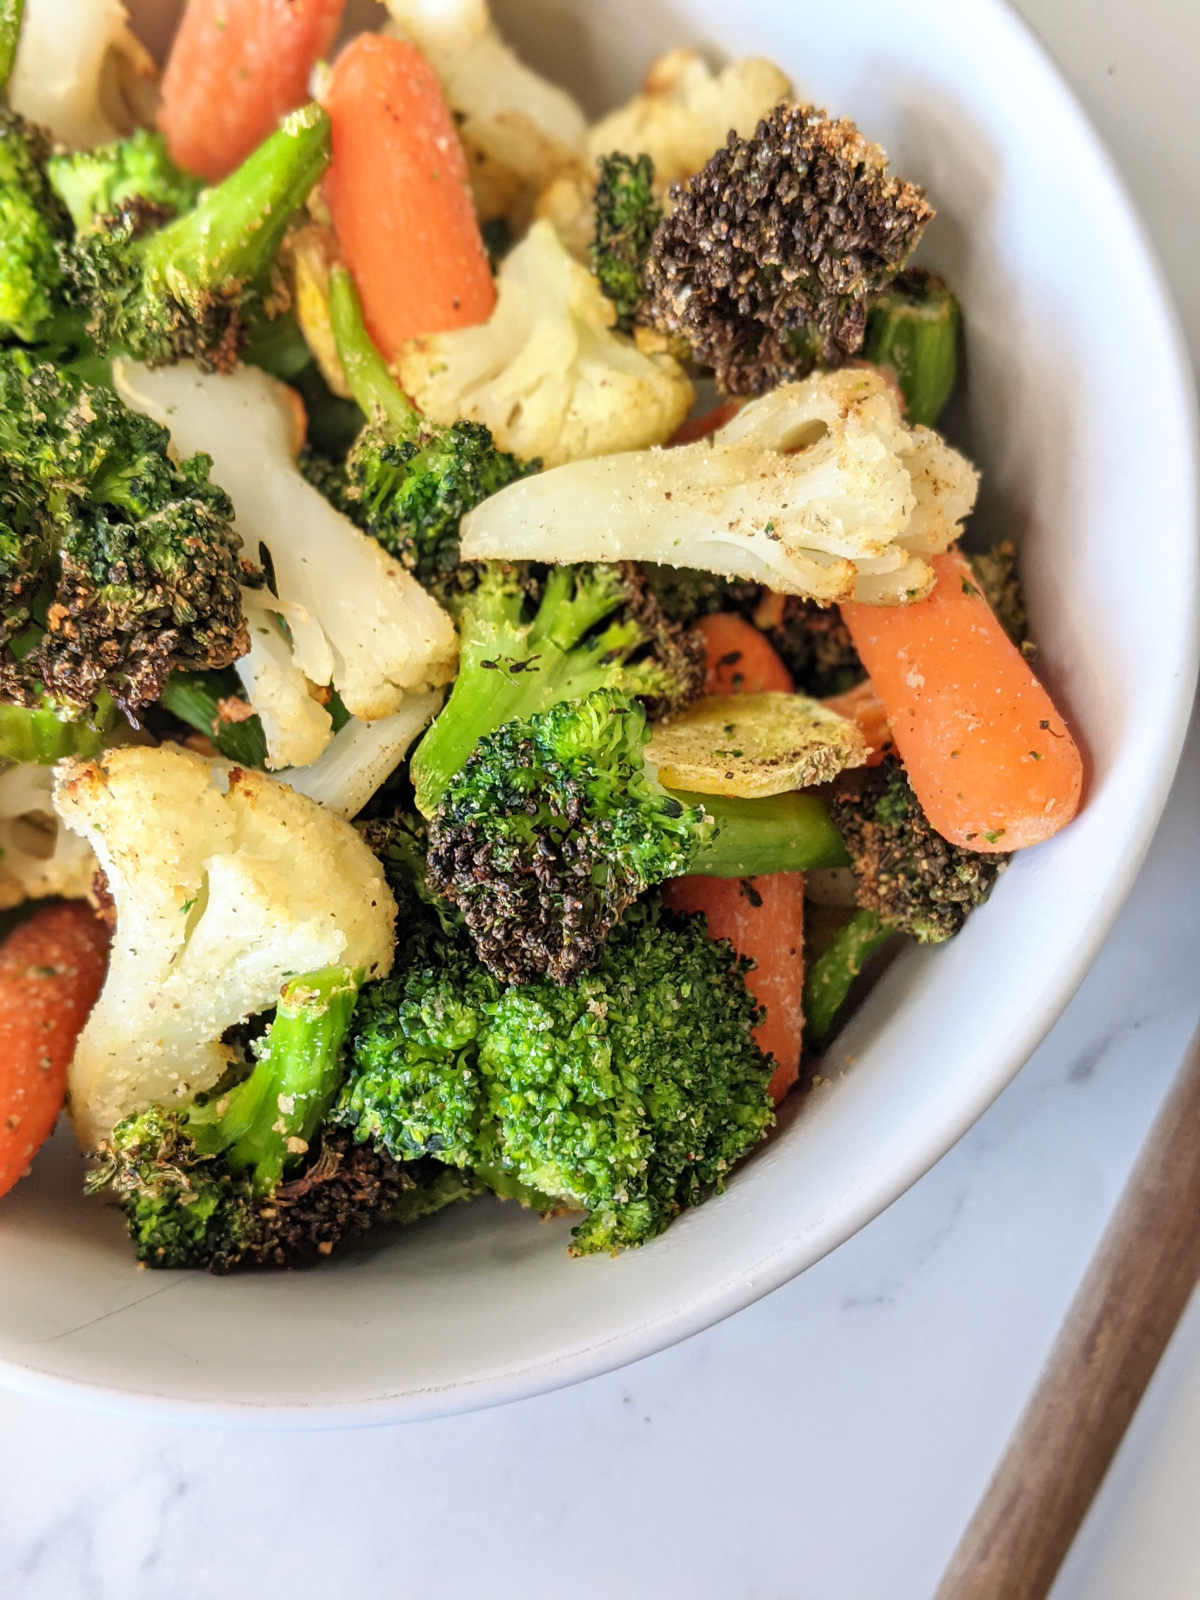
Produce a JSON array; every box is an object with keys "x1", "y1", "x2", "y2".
[
  {"x1": 536, "y1": 50, "x2": 792, "y2": 261},
  {"x1": 112, "y1": 359, "x2": 458, "y2": 767},
  {"x1": 54, "y1": 744, "x2": 396, "y2": 1151},
  {"x1": 9, "y1": 0, "x2": 157, "y2": 149},
  {"x1": 398, "y1": 219, "x2": 693, "y2": 467},
  {"x1": 589, "y1": 49, "x2": 791, "y2": 189},
  {"x1": 0, "y1": 761, "x2": 96, "y2": 910},
  {"x1": 383, "y1": 0, "x2": 586, "y2": 225},
  {"x1": 459, "y1": 368, "x2": 980, "y2": 604}
]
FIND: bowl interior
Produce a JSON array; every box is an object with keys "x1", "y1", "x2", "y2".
[{"x1": 0, "y1": 0, "x2": 1194, "y2": 1422}]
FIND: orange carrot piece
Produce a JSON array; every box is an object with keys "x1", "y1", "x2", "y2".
[
  {"x1": 691, "y1": 613, "x2": 795, "y2": 695},
  {"x1": 823, "y1": 679, "x2": 893, "y2": 767},
  {"x1": 0, "y1": 903, "x2": 109, "y2": 1198},
  {"x1": 158, "y1": 0, "x2": 346, "y2": 182},
  {"x1": 324, "y1": 34, "x2": 495, "y2": 361},
  {"x1": 664, "y1": 874, "x2": 805, "y2": 1104},
  {"x1": 841, "y1": 547, "x2": 1083, "y2": 850}
]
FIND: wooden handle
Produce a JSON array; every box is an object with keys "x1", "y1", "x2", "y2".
[{"x1": 936, "y1": 1022, "x2": 1200, "y2": 1599}]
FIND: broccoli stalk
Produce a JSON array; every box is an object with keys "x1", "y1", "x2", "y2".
[
  {"x1": 337, "y1": 895, "x2": 775, "y2": 1255},
  {"x1": 684, "y1": 789, "x2": 848, "y2": 878},
  {"x1": 0, "y1": 0, "x2": 22, "y2": 93},
  {"x1": 863, "y1": 268, "x2": 960, "y2": 428},
  {"x1": 802, "y1": 909, "x2": 895, "y2": 1048},
  {"x1": 0, "y1": 690, "x2": 116, "y2": 763},
  {"x1": 327, "y1": 265, "x2": 534, "y2": 584},
  {"x1": 158, "y1": 668, "x2": 269, "y2": 769},
  {"x1": 62, "y1": 103, "x2": 330, "y2": 371},
  {"x1": 590, "y1": 151, "x2": 661, "y2": 332}
]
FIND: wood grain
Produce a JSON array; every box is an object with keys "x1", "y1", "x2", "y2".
[{"x1": 936, "y1": 1023, "x2": 1200, "y2": 1600}]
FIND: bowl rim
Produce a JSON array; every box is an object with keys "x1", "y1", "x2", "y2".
[{"x1": 1, "y1": 0, "x2": 1196, "y2": 1428}]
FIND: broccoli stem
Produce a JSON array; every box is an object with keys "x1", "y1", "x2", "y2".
[
  {"x1": 862, "y1": 269, "x2": 960, "y2": 428},
  {"x1": 190, "y1": 966, "x2": 362, "y2": 1195},
  {"x1": 802, "y1": 909, "x2": 895, "y2": 1047},
  {"x1": 0, "y1": 692, "x2": 116, "y2": 763},
  {"x1": 328, "y1": 264, "x2": 419, "y2": 438},
  {"x1": 0, "y1": 0, "x2": 23, "y2": 92},
  {"x1": 159, "y1": 669, "x2": 269, "y2": 768},
  {"x1": 682, "y1": 789, "x2": 850, "y2": 877},
  {"x1": 138, "y1": 104, "x2": 331, "y2": 305}
]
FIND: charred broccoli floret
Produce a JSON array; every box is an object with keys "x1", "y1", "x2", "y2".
[
  {"x1": 762, "y1": 596, "x2": 864, "y2": 697},
  {"x1": 0, "y1": 350, "x2": 251, "y2": 720},
  {"x1": 863, "y1": 268, "x2": 960, "y2": 427},
  {"x1": 327, "y1": 266, "x2": 534, "y2": 588},
  {"x1": 0, "y1": 105, "x2": 70, "y2": 343},
  {"x1": 638, "y1": 563, "x2": 758, "y2": 628},
  {"x1": 59, "y1": 104, "x2": 329, "y2": 371},
  {"x1": 47, "y1": 127, "x2": 202, "y2": 235},
  {"x1": 338, "y1": 896, "x2": 775, "y2": 1255},
  {"x1": 590, "y1": 151, "x2": 661, "y2": 332},
  {"x1": 427, "y1": 688, "x2": 711, "y2": 984},
  {"x1": 643, "y1": 103, "x2": 933, "y2": 393},
  {"x1": 832, "y1": 758, "x2": 1009, "y2": 943}
]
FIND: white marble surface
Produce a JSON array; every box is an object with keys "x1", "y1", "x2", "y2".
[{"x1": 2, "y1": 3, "x2": 1198, "y2": 1596}]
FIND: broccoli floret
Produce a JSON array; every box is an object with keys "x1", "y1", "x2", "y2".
[
  {"x1": 327, "y1": 265, "x2": 534, "y2": 586},
  {"x1": 428, "y1": 687, "x2": 711, "y2": 984},
  {"x1": 338, "y1": 897, "x2": 774, "y2": 1255},
  {"x1": 411, "y1": 560, "x2": 704, "y2": 819},
  {"x1": 832, "y1": 758, "x2": 1009, "y2": 944},
  {"x1": 47, "y1": 128, "x2": 202, "y2": 235},
  {"x1": 638, "y1": 563, "x2": 758, "y2": 628},
  {"x1": 0, "y1": 106, "x2": 70, "y2": 343},
  {"x1": 59, "y1": 104, "x2": 330, "y2": 372},
  {"x1": 590, "y1": 151, "x2": 661, "y2": 332},
  {"x1": 643, "y1": 103, "x2": 933, "y2": 393},
  {"x1": 763, "y1": 596, "x2": 864, "y2": 697},
  {"x1": 87, "y1": 966, "x2": 473, "y2": 1271},
  {"x1": 863, "y1": 268, "x2": 960, "y2": 428},
  {"x1": 0, "y1": 350, "x2": 252, "y2": 719}
]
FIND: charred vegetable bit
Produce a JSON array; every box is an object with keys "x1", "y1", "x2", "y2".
[
  {"x1": 763, "y1": 597, "x2": 864, "y2": 698},
  {"x1": 47, "y1": 128, "x2": 202, "y2": 235},
  {"x1": 60, "y1": 104, "x2": 330, "y2": 371},
  {"x1": 833, "y1": 757, "x2": 1009, "y2": 944},
  {"x1": 327, "y1": 265, "x2": 534, "y2": 588},
  {"x1": 643, "y1": 102, "x2": 933, "y2": 393},
  {"x1": 338, "y1": 895, "x2": 774, "y2": 1255},
  {"x1": 590, "y1": 151, "x2": 661, "y2": 332},
  {"x1": 863, "y1": 268, "x2": 960, "y2": 428},
  {"x1": 0, "y1": 351, "x2": 251, "y2": 721}
]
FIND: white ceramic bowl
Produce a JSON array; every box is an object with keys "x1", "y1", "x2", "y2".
[{"x1": 0, "y1": 0, "x2": 1195, "y2": 1424}]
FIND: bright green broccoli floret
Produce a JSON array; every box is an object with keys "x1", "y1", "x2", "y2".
[
  {"x1": 338, "y1": 898, "x2": 775, "y2": 1255},
  {"x1": 590, "y1": 151, "x2": 661, "y2": 332},
  {"x1": 0, "y1": 106, "x2": 69, "y2": 343},
  {"x1": 60, "y1": 103, "x2": 329, "y2": 371},
  {"x1": 326, "y1": 265, "x2": 534, "y2": 586},
  {"x1": 47, "y1": 128, "x2": 203, "y2": 235},
  {"x1": 0, "y1": 350, "x2": 251, "y2": 719},
  {"x1": 863, "y1": 268, "x2": 960, "y2": 427},
  {"x1": 85, "y1": 967, "x2": 471, "y2": 1272}
]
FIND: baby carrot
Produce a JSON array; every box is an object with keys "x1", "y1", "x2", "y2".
[
  {"x1": 0, "y1": 902, "x2": 109, "y2": 1198},
  {"x1": 840, "y1": 547, "x2": 1083, "y2": 850},
  {"x1": 323, "y1": 34, "x2": 495, "y2": 362},
  {"x1": 158, "y1": 0, "x2": 346, "y2": 182},
  {"x1": 691, "y1": 613, "x2": 795, "y2": 695},
  {"x1": 822, "y1": 679, "x2": 893, "y2": 766},
  {"x1": 664, "y1": 873, "x2": 805, "y2": 1104}
]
